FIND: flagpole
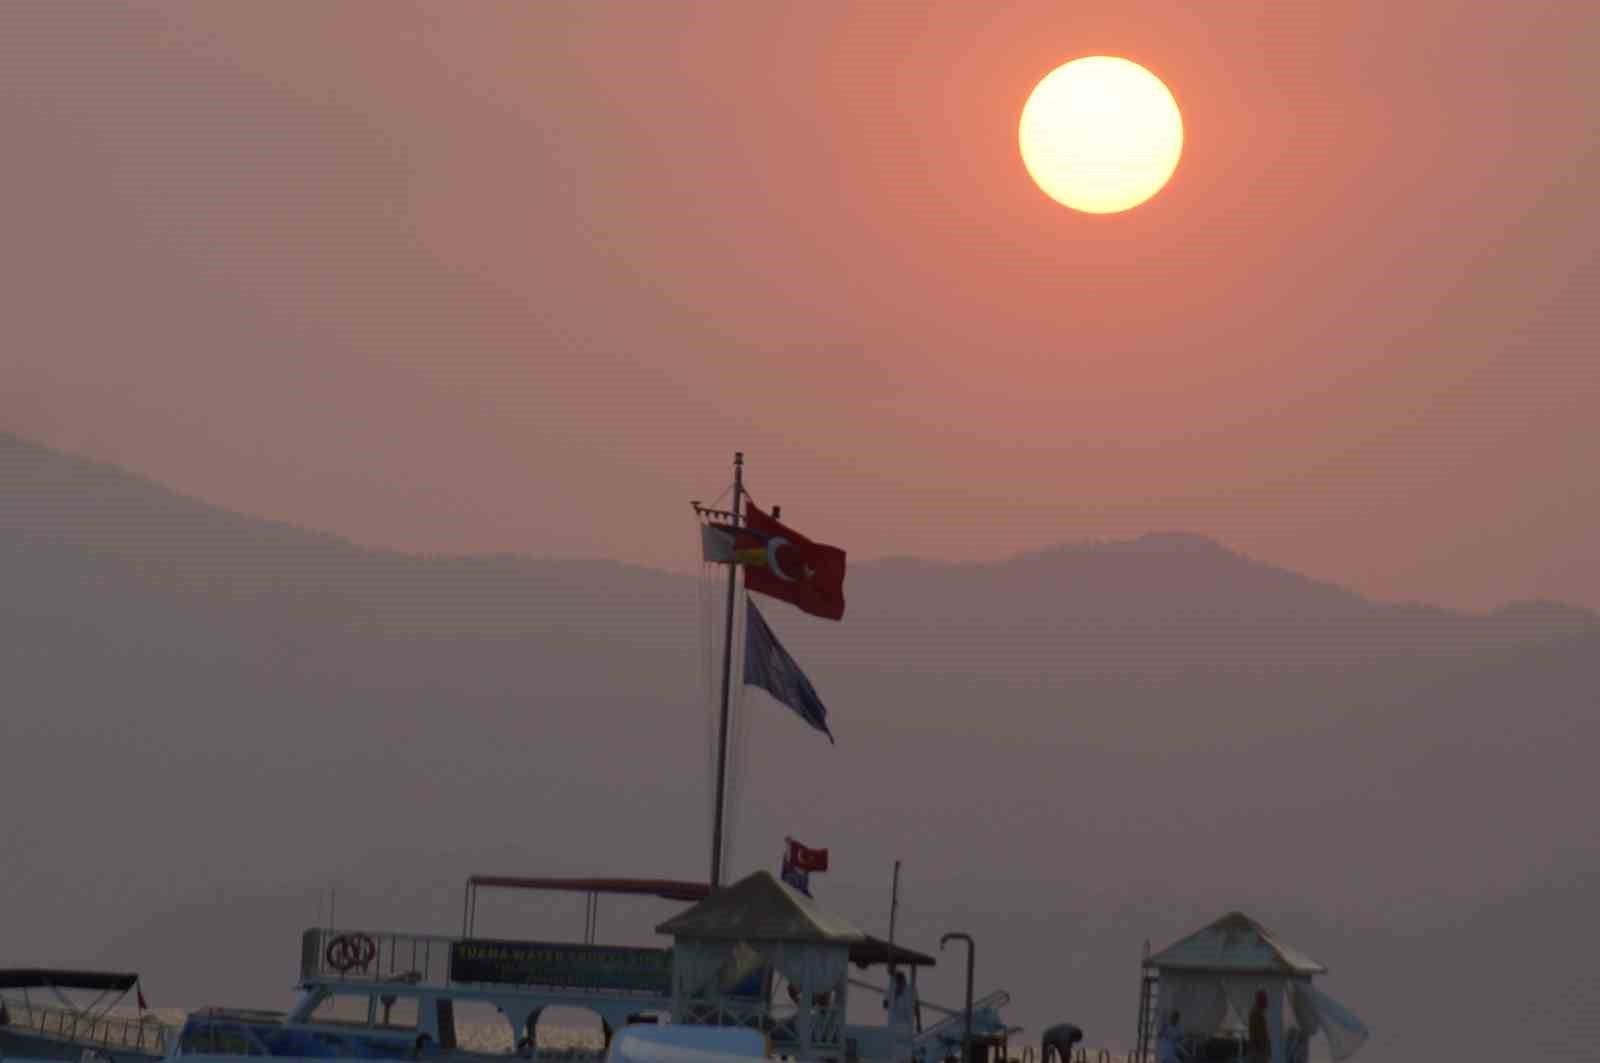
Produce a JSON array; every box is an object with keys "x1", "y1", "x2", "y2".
[{"x1": 710, "y1": 451, "x2": 744, "y2": 890}]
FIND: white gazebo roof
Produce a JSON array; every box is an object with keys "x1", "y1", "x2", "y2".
[
  {"x1": 655, "y1": 871, "x2": 866, "y2": 943},
  {"x1": 1148, "y1": 911, "x2": 1327, "y2": 976}
]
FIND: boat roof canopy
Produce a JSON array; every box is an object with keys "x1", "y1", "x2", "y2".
[
  {"x1": 0, "y1": 969, "x2": 139, "y2": 992},
  {"x1": 848, "y1": 936, "x2": 937, "y2": 968},
  {"x1": 467, "y1": 876, "x2": 711, "y2": 903}
]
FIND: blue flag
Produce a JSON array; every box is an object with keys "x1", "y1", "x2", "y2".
[
  {"x1": 780, "y1": 854, "x2": 811, "y2": 896},
  {"x1": 744, "y1": 599, "x2": 835, "y2": 743}
]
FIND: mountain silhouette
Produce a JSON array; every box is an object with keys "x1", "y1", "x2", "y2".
[{"x1": 3, "y1": 432, "x2": 1595, "y2": 1063}]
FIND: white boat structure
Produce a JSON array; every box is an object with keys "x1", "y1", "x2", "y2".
[
  {"x1": 0, "y1": 969, "x2": 168, "y2": 1063},
  {"x1": 166, "y1": 872, "x2": 1015, "y2": 1063},
  {"x1": 605, "y1": 1025, "x2": 767, "y2": 1063}
]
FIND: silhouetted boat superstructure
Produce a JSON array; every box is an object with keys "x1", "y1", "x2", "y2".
[{"x1": 165, "y1": 873, "x2": 1015, "y2": 1063}]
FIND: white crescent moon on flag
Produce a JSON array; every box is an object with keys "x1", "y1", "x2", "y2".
[{"x1": 766, "y1": 537, "x2": 798, "y2": 582}]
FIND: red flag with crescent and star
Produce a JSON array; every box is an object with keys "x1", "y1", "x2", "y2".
[{"x1": 736, "y1": 502, "x2": 847, "y2": 621}]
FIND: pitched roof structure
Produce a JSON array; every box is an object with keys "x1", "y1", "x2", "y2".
[
  {"x1": 1147, "y1": 911, "x2": 1328, "y2": 976},
  {"x1": 655, "y1": 871, "x2": 867, "y2": 943}
]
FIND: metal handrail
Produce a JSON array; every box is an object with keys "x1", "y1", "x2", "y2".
[
  {"x1": 914, "y1": 989, "x2": 1012, "y2": 1045},
  {"x1": 302, "y1": 927, "x2": 679, "y2": 1001},
  {"x1": 5, "y1": 1002, "x2": 170, "y2": 1053},
  {"x1": 302, "y1": 927, "x2": 457, "y2": 985}
]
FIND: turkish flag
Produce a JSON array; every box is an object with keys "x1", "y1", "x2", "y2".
[
  {"x1": 787, "y1": 837, "x2": 830, "y2": 872},
  {"x1": 741, "y1": 503, "x2": 847, "y2": 621}
]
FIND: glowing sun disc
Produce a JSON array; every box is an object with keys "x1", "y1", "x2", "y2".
[{"x1": 1019, "y1": 56, "x2": 1183, "y2": 214}]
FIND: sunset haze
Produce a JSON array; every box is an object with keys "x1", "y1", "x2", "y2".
[
  {"x1": 5, "y1": 1, "x2": 1596, "y2": 609},
  {"x1": 3, "y1": 5, "x2": 1599, "y2": 1063}
]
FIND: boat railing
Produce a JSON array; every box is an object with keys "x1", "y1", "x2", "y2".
[
  {"x1": 301, "y1": 927, "x2": 457, "y2": 985},
  {"x1": 1002, "y1": 1048, "x2": 1124, "y2": 1063},
  {"x1": 911, "y1": 988, "x2": 1012, "y2": 1043},
  {"x1": 303, "y1": 927, "x2": 678, "y2": 1001},
  {"x1": 3, "y1": 1001, "x2": 170, "y2": 1054}
]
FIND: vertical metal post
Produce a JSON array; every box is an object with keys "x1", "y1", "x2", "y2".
[
  {"x1": 710, "y1": 451, "x2": 745, "y2": 890},
  {"x1": 887, "y1": 860, "x2": 902, "y2": 979},
  {"x1": 941, "y1": 932, "x2": 975, "y2": 1063}
]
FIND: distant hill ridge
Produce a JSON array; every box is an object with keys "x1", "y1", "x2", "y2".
[
  {"x1": 6, "y1": 425, "x2": 1595, "y2": 751},
  {"x1": 6, "y1": 430, "x2": 1593, "y2": 630}
]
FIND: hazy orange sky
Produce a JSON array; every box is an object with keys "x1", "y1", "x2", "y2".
[{"x1": 5, "y1": 1, "x2": 1597, "y2": 609}]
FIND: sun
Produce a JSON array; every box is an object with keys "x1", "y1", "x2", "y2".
[{"x1": 1019, "y1": 56, "x2": 1183, "y2": 214}]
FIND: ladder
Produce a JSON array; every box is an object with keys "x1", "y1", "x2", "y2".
[{"x1": 1133, "y1": 965, "x2": 1158, "y2": 1063}]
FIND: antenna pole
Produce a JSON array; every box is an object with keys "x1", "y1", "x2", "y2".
[
  {"x1": 888, "y1": 859, "x2": 902, "y2": 978},
  {"x1": 709, "y1": 451, "x2": 745, "y2": 890}
]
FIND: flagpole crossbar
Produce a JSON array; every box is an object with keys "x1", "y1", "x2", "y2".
[{"x1": 691, "y1": 502, "x2": 740, "y2": 523}]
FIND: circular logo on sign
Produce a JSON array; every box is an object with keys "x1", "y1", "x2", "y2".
[{"x1": 325, "y1": 933, "x2": 378, "y2": 974}]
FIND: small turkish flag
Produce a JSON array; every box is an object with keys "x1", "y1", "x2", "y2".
[{"x1": 786, "y1": 837, "x2": 830, "y2": 873}]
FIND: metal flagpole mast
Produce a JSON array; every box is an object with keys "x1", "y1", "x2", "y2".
[{"x1": 709, "y1": 451, "x2": 745, "y2": 890}]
